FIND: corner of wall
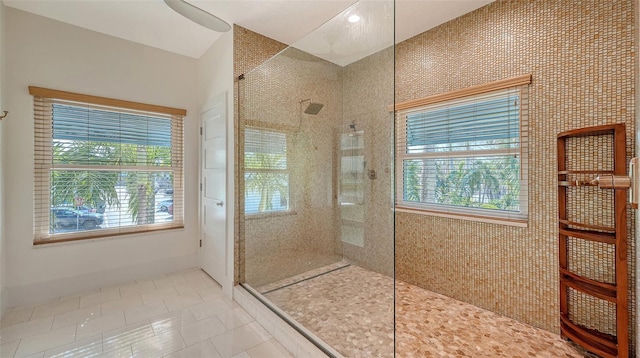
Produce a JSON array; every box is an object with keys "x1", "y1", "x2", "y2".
[
  {"x1": 0, "y1": 1, "x2": 7, "y2": 317},
  {"x1": 196, "y1": 29, "x2": 235, "y2": 298},
  {"x1": 635, "y1": 0, "x2": 640, "y2": 350}
]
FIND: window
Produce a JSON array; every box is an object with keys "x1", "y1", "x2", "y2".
[
  {"x1": 31, "y1": 87, "x2": 185, "y2": 244},
  {"x1": 395, "y1": 78, "x2": 529, "y2": 223},
  {"x1": 244, "y1": 127, "x2": 290, "y2": 215}
]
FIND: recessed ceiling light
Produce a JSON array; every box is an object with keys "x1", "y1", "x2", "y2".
[{"x1": 348, "y1": 15, "x2": 361, "y2": 23}]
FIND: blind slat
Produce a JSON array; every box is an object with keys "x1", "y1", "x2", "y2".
[
  {"x1": 33, "y1": 92, "x2": 185, "y2": 243},
  {"x1": 396, "y1": 84, "x2": 529, "y2": 221}
]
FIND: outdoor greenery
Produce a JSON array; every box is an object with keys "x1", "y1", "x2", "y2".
[
  {"x1": 51, "y1": 140, "x2": 172, "y2": 225},
  {"x1": 244, "y1": 152, "x2": 289, "y2": 213},
  {"x1": 404, "y1": 155, "x2": 520, "y2": 212}
]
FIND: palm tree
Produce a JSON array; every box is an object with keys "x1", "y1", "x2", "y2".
[
  {"x1": 51, "y1": 140, "x2": 172, "y2": 226},
  {"x1": 244, "y1": 152, "x2": 288, "y2": 212},
  {"x1": 404, "y1": 160, "x2": 421, "y2": 202},
  {"x1": 51, "y1": 141, "x2": 120, "y2": 209},
  {"x1": 465, "y1": 160, "x2": 500, "y2": 205}
]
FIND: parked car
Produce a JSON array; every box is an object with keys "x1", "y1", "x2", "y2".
[
  {"x1": 158, "y1": 200, "x2": 173, "y2": 212},
  {"x1": 56, "y1": 204, "x2": 96, "y2": 214},
  {"x1": 51, "y1": 208, "x2": 104, "y2": 230},
  {"x1": 74, "y1": 205, "x2": 96, "y2": 214}
]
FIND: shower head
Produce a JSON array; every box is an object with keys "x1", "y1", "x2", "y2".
[{"x1": 300, "y1": 99, "x2": 324, "y2": 115}]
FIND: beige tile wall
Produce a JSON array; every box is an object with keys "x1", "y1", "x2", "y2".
[
  {"x1": 234, "y1": 31, "x2": 346, "y2": 287},
  {"x1": 234, "y1": 26, "x2": 396, "y2": 285},
  {"x1": 340, "y1": 48, "x2": 395, "y2": 277},
  {"x1": 394, "y1": 0, "x2": 637, "y2": 351},
  {"x1": 233, "y1": 25, "x2": 287, "y2": 284}
]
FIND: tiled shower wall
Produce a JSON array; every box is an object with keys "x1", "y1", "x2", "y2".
[
  {"x1": 233, "y1": 26, "x2": 287, "y2": 285},
  {"x1": 394, "y1": 0, "x2": 637, "y2": 349},
  {"x1": 339, "y1": 48, "x2": 395, "y2": 277},
  {"x1": 234, "y1": 27, "x2": 346, "y2": 287},
  {"x1": 234, "y1": 26, "x2": 396, "y2": 284}
]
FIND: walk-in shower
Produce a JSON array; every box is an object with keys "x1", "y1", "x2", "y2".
[{"x1": 237, "y1": 0, "x2": 395, "y2": 356}]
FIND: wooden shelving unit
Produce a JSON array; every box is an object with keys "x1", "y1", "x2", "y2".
[{"x1": 557, "y1": 124, "x2": 629, "y2": 358}]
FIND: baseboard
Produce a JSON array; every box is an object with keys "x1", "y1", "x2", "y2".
[
  {"x1": 5, "y1": 253, "x2": 197, "y2": 308},
  {"x1": 233, "y1": 285, "x2": 341, "y2": 358}
]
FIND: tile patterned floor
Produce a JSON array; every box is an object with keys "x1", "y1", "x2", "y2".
[
  {"x1": 264, "y1": 264, "x2": 592, "y2": 358},
  {"x1": 264, "y1": 264, "x2": 394, "y2": 358},
  {"x1": 0, "y1": 268, "x2": 293, "y2": 358},
  {"x1": 2, "y1": 265, "x2": 596, "y2": 358}
]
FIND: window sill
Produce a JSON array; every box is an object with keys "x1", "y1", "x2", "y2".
[
  {"x1": 395, "y1": 206, "x2": 528, "y2": 228},
  {"x1": 33, "y1": 225, "x2": 185, "y2": 246}
]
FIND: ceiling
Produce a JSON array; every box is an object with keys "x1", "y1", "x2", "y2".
[{"x1": 2, "y1": 0, "x2": 494, "y2": 65}]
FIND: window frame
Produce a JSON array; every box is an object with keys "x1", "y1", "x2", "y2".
[
  {"x1": 243, "y1": 126, "x2": 292, "y2": 217},
  {"x1": 30, "y1": 86, "x2": 186, "y2": 245},
  {"x1": 394, "y1": 75, "x2": 531, "y2": 225}
]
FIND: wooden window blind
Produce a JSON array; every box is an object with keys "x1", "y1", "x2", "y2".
[
  {"x1": 395, "y1": 76, "x2": 530, "y2": 223},
  {"x1": 31, "y1": 86, "x2": 185, "y2": 244}
]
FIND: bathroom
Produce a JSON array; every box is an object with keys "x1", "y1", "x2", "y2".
[{"x1": 236, "y1": 0, "x2": 636, "y2": 357}]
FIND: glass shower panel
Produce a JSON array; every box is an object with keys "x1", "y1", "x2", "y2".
[
  {"x1": 239, "y1": 0, "x2": 395, "y2": 356},
  {"x1": 238, "y1": 46, "x2": 344, "y2": 291}
]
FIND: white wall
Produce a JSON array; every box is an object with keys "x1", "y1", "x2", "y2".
[
  {"x1": 0, "y1": 2, "x2": 7, "y2": 317},
  {"x1": 3, "y1": 8, "x2": 200, "y2": 307},
  {"x1": 196, "y1": 30, "x2": 235, "y2": 297}
]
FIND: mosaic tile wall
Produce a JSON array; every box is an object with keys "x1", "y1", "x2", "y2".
[
  {"x1": 233, "y1": 26, "x2": 396, "y2": 285},
  {"x1": 233, "y1": 25, "x2": 287, "y2": 284},
  {"x1": 394, "y1": 0, "x2": 637, "y2": 352},
  {"x1": 234, "y1": 29, "x2": 347, "y2": 288},
  {"x1": 340, "y1": 48, "x2": 395, "y2": 277}
]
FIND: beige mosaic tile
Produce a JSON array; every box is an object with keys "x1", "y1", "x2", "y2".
[
  {"x1": 394, "y1": 0, "x2": 636, "y2": 351},
  {"x1": 259, "y1": 264, "x2": 593, "y2": 357}
]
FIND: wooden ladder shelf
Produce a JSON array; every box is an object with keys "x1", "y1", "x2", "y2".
[{"x1": 557, "y1": 124, "x2": 629, "y2": 358}]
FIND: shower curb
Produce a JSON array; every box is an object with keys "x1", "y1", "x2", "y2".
[{"x1": 233, "y1": 285, "x2": 344, "y2": 358}]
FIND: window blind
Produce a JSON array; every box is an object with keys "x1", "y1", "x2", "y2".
[
  {"x1": 405, "y1": 92, "x2": 520, "y2": 148},
  {"x1": 32, "y1": 87, "x2": 185, "y2": 244},
  {"x1": 244, "y1": 127, "x2": 290, "y2": 214},
  {"x1": 396, "y1": 85, "x2": 529, "y2": 222}
]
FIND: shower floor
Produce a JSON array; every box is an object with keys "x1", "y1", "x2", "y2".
[{"x1": 260, "y1": 263, "x2": 591, "y2": 358}]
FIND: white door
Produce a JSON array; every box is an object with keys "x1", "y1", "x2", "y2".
[{"x1": 200, "y1": 93, "x2": 227, "y2": 286}]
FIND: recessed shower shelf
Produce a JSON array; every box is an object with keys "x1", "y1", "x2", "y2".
[{"x1": 557, "y1": 123, "x2": 629, "y2": 358}]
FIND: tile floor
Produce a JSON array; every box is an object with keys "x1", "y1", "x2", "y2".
[
  {"x1": 0, "y1": 268, "x2": 293, "y2": 358},
  {"x1": 263, "y1": 263, "x2": 592, "y2": 358}
]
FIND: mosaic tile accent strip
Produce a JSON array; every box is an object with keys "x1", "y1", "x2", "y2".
[{"x1": 394, "y1": 1, "x2": 636, "y2": 353}]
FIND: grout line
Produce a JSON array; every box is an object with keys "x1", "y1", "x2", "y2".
[{"x1": 261, "y1": 264, "x2": 352, "y2": 295}]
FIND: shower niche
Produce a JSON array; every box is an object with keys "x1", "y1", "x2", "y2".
[
  {"x1": 339, "y1": 125, "x2": 366, "y2": 247},
  {"x1": 237, "y1": 0, "x2": 395, "y2": 356}
]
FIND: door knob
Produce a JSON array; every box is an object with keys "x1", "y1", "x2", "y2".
[{"x1": 215, "y1": 200, "x2": 224, "y2": 207}]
